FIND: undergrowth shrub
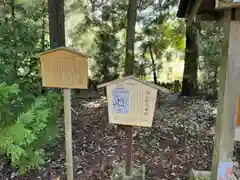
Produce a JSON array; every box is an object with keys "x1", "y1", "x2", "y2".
[{"x1": 0, "y1": 83, "x2": 62, "y2": 174}]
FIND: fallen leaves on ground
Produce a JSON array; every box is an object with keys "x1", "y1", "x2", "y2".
[{"x1": 1, "y1": 92, "x2": 240, "y2": 180}]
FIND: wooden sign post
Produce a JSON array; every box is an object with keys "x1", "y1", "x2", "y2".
[
  {"x1": 177, "y1": 0, "x2": 240, "y2": 179},
  {"x1": 210, "y1": 5, "x2": 240, "y2": 180},
  {"x1": 97, "y1": 75, "x2": 170, "y2": 178},
  {"x1": 40, "y1": 47, "x2": 88, "y2": 180}
]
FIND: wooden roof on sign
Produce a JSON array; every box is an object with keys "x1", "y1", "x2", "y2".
[
  {"x1": 97, "y1": 75, "x2": 170, "y2": 93},
  {"x1": 177, "y1": 0, "x2": 224, "y2": 21},
  {"x1": 39, "y1": 47, "x2": 89, "y2": 58}
]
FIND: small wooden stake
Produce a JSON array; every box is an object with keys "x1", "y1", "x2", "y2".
[
  {"x1": 126, "y1": 125, "x2": 133, "y2": 176},
  {"x1": 64, "y1": 89, "x2": 74, "y2": 180}
]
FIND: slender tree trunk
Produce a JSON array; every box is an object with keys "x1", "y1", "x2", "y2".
[
  {"x1": 11, "y1": 0, "x2": 15, "y2": 21},
  {"x1": 121, "y1": 0, "x2": 138, "y2": 176},
  {"x1": 41, "y1": 0, "x2": 46, "y2": 51},
  {"x1": 181, "y1": 22, "x2": 200, "y2": 96},
  {"x1": 48, "y1": 0, "x2": 65, "y2": 49},
  {"x1": 213, "y1": 69, "x2": 218, "y2": 97},
  {"x1": 47, "y1": 0, "x2": 65, "y2": 92},
  {"x1": 124, "y1": 0, "x2": 137, "y2": 76},
  {"x1": 3, "y1": 2, "x2": 8, "y2": 23},
  {"x1": 208, "y1": 67, "x2": 218, "y2": 99},
  {"x1": 11, "y1": 0, "x2": 17, "y2": 84},
  {"x1": 148, "y1": 43, "x2": 158, "y2": 84}
]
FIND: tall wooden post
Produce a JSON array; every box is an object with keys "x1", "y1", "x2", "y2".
[
  {"x1": 64, "y1": 89, "x2": 74, "y2": 180},
  {"x1": 126, "y1": 125, "x2": 133, "y2": 176},
  {"x1": 211, "y1": 9, "x2": 240, "y2": 179}
]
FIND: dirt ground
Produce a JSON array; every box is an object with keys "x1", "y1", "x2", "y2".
[{"x1": 1, "y1": 92, "x2": 240, "y2": 180}]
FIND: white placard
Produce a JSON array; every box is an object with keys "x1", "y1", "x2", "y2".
[
  {"x1": 106, "y1": 79, "x2": 158, "y2": 127},
  {"x1": 112, "y1": 88, "x2": 130, "y2": 115}
]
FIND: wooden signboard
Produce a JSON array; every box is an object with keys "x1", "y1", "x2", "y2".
[
  {"x1": 107, "y1": 79, "x2": 157, "y2": 127},
  {"x1": 97, "y1": 75, "x2": 170, "y2": 127},
  {"x1": 216, "y1": 0, "x2": 240, "y2": 9},
  {"x1": 40, "y1": 47, "x2": 88, "y2": 89},
  {"x1": 97, "y1": 75, "x2": 170, "y2": 177},
  {"x1": 40, "y1": 47, "x2": 89, "y2": 180},
  {"x1": 98, "y1": 75, "x2": 169, "y2": 176}
]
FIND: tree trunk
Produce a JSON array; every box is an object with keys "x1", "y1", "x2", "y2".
[
  {"x1": 11, "y1": 0, "x2": 17, "y2": 84},
  {"x1": 208, "y1": 67, "x2": 218, "y2": 99},
  {"x1": 181, "y1": 22, "x2": 199, "y2": 96},
  {"x1": 46, "y1": 0, "x2": 65, "y2": 93},
  {"x1": 41, "y1": 0, "x2": 46, "y2": 51},
  {"x1": 121, "y1": 0, "x2": 138, "y2": 176},
  {"x1": 124, "y1": 0, "x2": 137, "y2": 76},
  {"x1": 148, "y1": 43, "x2": 158, "y2": 84},
  {"x1": 11, "y1": 0, "x2": 15, "y2": 21},
  {"x1": 48, "y1": 0, "x2": 65, "y2": 49}
]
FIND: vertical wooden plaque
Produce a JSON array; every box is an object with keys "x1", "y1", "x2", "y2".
[{"x1": 40, "y1": 47, "x2": 88, "y2": 89}]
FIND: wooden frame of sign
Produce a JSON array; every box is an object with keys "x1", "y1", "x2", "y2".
[
  {"x1": 97, "y1": 75, "x2": 170, "y2": 177},
  {"x1": 40, "y1": 47, "x2": 89, "y2": 180},
  {"x1": 97, "y1": 75, "x2": 169, "y2": 127},
  {"x1": 216, "y1": 0, "x2": 240, "y2": 9},
  {"x1": 40, "y1": 47, "x2": 88, "y2": 89}
]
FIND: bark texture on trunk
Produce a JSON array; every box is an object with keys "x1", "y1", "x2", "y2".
[
  {"x1": 41, "y1": 0, "x2": 46, "y2": 51},
  {"x1": 122, "y1": 0, "x2": 138, "y2": 176},
  {"x1": 48, "y1": 0, "x2": 65, "y2": 48},
  {"x1": 149, "y1": 43, "x2": 158, "y2": 84},
  {"x1": 124, "y1": 0, "x2": 137, "y2": 76},
  {"x1": 181, "y1": 22, "x2": 200, "y2": 96},
  {"x1": 46, "y1": 0, "x2": 65, "y2": 93}
]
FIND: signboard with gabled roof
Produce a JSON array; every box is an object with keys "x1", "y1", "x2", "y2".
[
  {"x1": 39, "y1": 46, "x2": 89, "y2": 180},
  {"x1": 40, "y1": 47, "x2": 88, "y2": 89},
  {"x1": 97, "y1": 75, "x2": 170, "y2": 127}
]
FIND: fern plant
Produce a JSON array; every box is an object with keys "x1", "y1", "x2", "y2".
[{"x1": 0, "y1": 83, "x2": 61, "y2": 174}]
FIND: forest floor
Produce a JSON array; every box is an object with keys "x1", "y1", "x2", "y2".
[{"x1": 2, "y1": 91, "x2": 240, "y2": 180}]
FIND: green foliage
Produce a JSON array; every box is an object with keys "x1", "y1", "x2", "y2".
[
  {"x1": 141, "y1": 17, "x2": 185, "y2": 58},
  {"x1": 138, "y1": 16, "x2": 185, "y2": 83},
  {"x1": 92, "y1": 30, "x2": 121, "y2": 81},
  {"x1": 0, "y1": 0, "x2": 47, "y2": 97},
  {"x1": 67, "y1": 0, "x2": 126, "y2": 82},
  {"x1": 199, "y1": 21, "x2": 223, "y2": 96},
  {"x1": 68, "y1": 0, "x2": 184, "y2": 82},
  {"x1": 0, "y1": 0, "x2": 62, "y2": 175},
  {"x1": 0, "y1": 83, "x2": 61, "y2": 174}
]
